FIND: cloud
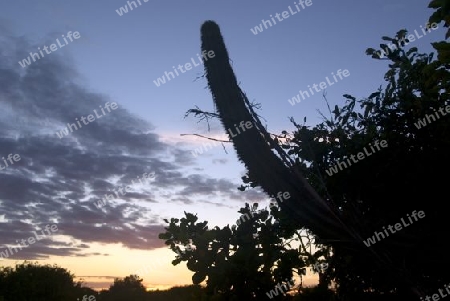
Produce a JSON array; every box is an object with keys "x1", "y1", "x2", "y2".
[
  {"x1": 0, "y1": 30, "x2": 265, "y2": 260},
  {"x1": 212, "y1": 158, "x2": 228, "y2": 164}
]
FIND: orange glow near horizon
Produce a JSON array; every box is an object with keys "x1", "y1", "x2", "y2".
[{"x1": 1, "y1": 241, "x2": 320, "y2": 292}]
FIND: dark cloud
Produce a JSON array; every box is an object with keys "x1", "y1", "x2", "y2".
[{"x1": 0, "y1": 31, "x2": 263, "y2": 260}]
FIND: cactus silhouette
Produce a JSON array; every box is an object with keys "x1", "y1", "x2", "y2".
[
  {"x1": 200, "y1": 20, "x2": 358, "y2": 244},
  {"x1": 198, "y1": 20, "x2": 426, "y2": 298}
]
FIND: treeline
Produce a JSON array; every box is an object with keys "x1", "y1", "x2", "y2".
[{"x1": 0, "y1": 262, "x2": 330, "y2": 301}]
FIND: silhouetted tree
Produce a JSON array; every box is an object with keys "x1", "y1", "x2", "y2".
[
  {"x1": 159, "y1": 203, "x2": 332, "y2": 300},
  {"x1": 145, "y1": 285, "x2": 208, "y2": 301},
  {"x1": 0, "y1": 262, "x2": 85, "y2": 301},
  {"x1": 185, "y1": 1, "x2": 449, "y2": 299},
  {"x1": 99, "y1": 274, "x2": 146, "y2": 301}
]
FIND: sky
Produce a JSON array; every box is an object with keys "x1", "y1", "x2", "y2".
[{"x1": 0, "y1": 0, "x2": 444, "y2": 291}]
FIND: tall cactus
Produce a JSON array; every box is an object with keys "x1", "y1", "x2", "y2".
[
  {"x1": 198, "y1": 20, "x2": 431, "y2": 299},
  {"x1": 200, "y1": 20, "x2": 359, "y2": 245}
]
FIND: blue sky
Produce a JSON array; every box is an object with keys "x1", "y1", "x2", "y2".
[{"x1": 0, "y1": 0, "x2": 443, "y2": 291}]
